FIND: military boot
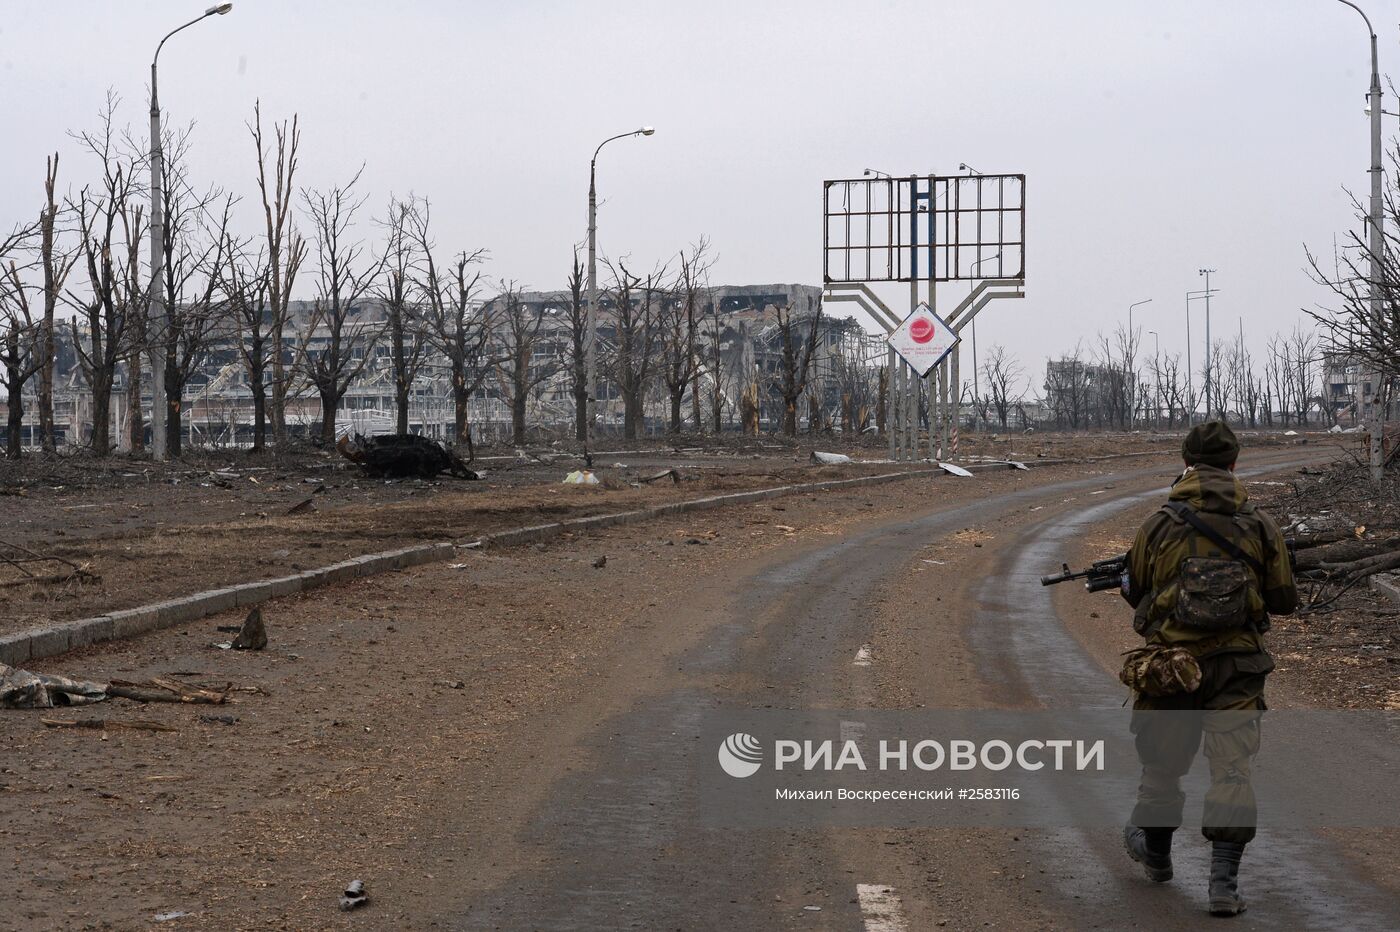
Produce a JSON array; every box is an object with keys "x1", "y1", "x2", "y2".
[
  {"x1": 1208, "y1": 842, "x2": 1247, "y2": 916},
  {"x1": 1123, "y1": 825, "x2": 1173, "y2": 882}
]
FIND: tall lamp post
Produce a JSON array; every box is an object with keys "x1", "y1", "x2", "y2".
[
  {"x1": 1198, "y1": 269, "x2": 1217, "y2": 417},
  {"x1": 1336, "y1": 0, "x2": 1385, "y2": 481},
  {"x1": 148, "y1": 3, "x2": 233, "y2": 460},
  {"x1": 586, "y1": 126, "x2": 654, "y2": 453},
  {"x1": 1184, "y1": 288, "x2": 1218, "y2": 425}
]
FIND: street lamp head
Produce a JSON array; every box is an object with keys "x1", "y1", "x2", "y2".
[
  {"x1": 206, "y1": 2, "x2": 233, "y2": 14},
  {"x1": 639, "y1": 126, "x2": 655, "y2": 136}
]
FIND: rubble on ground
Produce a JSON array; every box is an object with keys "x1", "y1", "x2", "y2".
[{"x1": 337, "y1": 433, "x2": 479, "y2": 480}]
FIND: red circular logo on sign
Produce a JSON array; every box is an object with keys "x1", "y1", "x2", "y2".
[{"x1": 909, "y1": 317, "x2": 935, "y2": 344}]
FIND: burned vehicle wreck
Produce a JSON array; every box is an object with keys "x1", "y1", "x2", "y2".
[{"x1": 336, "y1": 433, "x2": 480, "y2": 480}]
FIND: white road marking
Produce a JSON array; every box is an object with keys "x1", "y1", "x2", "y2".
[
  {"x1": 853, "y1": 643, "x2": 874, "y2": 666},
  {"x1": 839, "y1": 720, "x2": 867, "y2": 743},
  {"x1": 857, "y1": 883, "x2": 909, "y2": 932}
]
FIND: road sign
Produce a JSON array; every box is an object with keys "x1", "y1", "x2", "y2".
[{"x1": 887, "y1": 303, "x2": 958, "y2": 377}]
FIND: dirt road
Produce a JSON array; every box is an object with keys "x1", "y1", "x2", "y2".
[{"x1": 6, "y1": 447, "x2": 1390, "y2": 930}]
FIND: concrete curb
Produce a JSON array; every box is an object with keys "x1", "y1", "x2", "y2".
[
  {"x1": 473, "y1": 466, "x2": 953, "y2": 549},
  {"x1": 1370, "y1": 572, "x2": 1400, "y2": 607},
  {"x1": 3, "y1": 453, "x2": 1130, "y2": 666}
]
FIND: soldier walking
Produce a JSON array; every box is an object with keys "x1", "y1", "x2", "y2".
[{"x1": 1118, "y1": 421, "x2": 1298, "y2": 917}]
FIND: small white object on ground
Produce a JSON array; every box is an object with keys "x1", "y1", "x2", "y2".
[
  {"x1": 811, "y1": 451, "x2": 853, "y2": 465},
  {"x1": 937, "y1": 462, "x2": 974, "y2": 478},
  {"x1": 339, "y1": 879, "x2": 368, "y2": 911},
  {"x1": 563, "y1": 470, "x2": 600, "y2": 485}
]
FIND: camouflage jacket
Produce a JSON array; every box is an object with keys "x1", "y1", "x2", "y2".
[{"x1": 1122, "y1": 464, "x2": 1297, "y2": 657}]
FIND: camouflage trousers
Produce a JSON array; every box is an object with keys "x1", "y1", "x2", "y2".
[{"x1": 1129, "y1": 650, "x2": 1274, "y2": 845}]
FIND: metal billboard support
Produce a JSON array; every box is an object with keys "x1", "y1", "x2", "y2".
[{"x1": 823, "y1": 172, "x2": 1027, "y2": 462}]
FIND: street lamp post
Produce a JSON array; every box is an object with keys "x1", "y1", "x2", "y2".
[
  {"x1": 1184, "y1": 288, "x2": 1217, "y2": 425},
  {"x1": 1128, "y1": 298, "x2": 1152, "y2": 339},
  {"x1": 1198, "y1": 269, "x2": 1217, "y2": 417},
  {"x1": 1336, "y1": 0, "x2": 1385, "y2": 481},
  {"x1": 1127, "y1": 299, "x2": 1151, "y2": 428},
  {"x1": 148, "y1": 3, "x2": 232, "y2": 460},
  {"x1": 586, "y1": 126, "x2": 654, "y2": 455}
]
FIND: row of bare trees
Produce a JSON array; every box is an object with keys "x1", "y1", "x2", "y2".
[
  {"x1": 0, "y1": 96, "x2": 504, "y2": 458},
  {"x1": 0, "y1": 93, "x2": 844, "y2": 459},
  {"x1": 979, "y1": 322, "x2": 1331, "y2": 432}
]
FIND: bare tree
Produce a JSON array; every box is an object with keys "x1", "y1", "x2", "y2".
[
  {"x1": 298, "y1": 171, "x2": 387, "y2": 445},
  {"x1": 769, "y1": 297, "x2": 822, "y2": 437},
  {"x1": 1265, "y1": 333, "x2": 1293, "y2": 426},
  {"x1": 0, "y1": 224, "x2": 41, "y2": 458},
  {"x1": 829, "y1": 330, "x2": 876, "y2": 434},
  {"x1": 984, "y1": 344, "x2": 1023, "y2": 431},
  {"x1": 661, "y1": 237, "x2": 712, "y2": 433},
  {"x1": 1286, "y1": 325, "x2": 1321, "y2": 426},
  {"x1": 492, "y1": 284, "x2": 555, "y2": 446},
  {"x1": 605, "y1": 259, "x2": 665, "y2": 440},
  {"x1": 563, "y1": 247, "x2": 588, "y2": 442},
  {"x1": 1156, "y1": 352, "x2": 1187, "y2": 427},
  {"x1": 377, "y1": 196, "x2": 428, "y2": 435},
  {"x1": 155, "y1": 136, "x2": 233, "y2": 455},
  {"x1": 36, "y1": 154, "x2": 75, "y2": 452},
  {"x1": 1092, "y1": 325, "x2": 1138, "y2": 429},
  {"x1": 405, "y1": 201, "x2": 490, "y2": 445},
  {"x1": 66, "y1": 96, "x2": 145, "y2": 454},
  {"x1": 1305, "y1": 144, "x2": 1400, "y2": 396},
  {"x1": 251, "y1": 103, "x2": 307, "y2": 446},
  {"x1": 222, "y1": 237, "x2": 273, "y2": 450}
]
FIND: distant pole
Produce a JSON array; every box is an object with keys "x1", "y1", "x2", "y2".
[
  {"x1": 1336, "y1": 0, "x2": 1385, "y2": 480},
  {"x1": 586, "y1": 126, "x2": 654, "y2": 455},
  {"x1": 1198, "y1": 269, "x2": 1217, "y2": 417},
  {"x1": 148, "y1": 3, "x2": 233, "y2": 460},
  {"x1": 1127, "y1": 298, "x2": 1152, "y2": 428},
  {"x1": 1185, "y1": 294, "x2": 1194, "y2": 425}
]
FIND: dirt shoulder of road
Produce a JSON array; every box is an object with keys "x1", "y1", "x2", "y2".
[
  {"x1": 0, "y1": 456, "x2": 1126, "y2": 930},
  {"x1": 1055, "y1": 458, "x2": 1400, "y2": 712},
  {"x1": 0, "y1": 452, "x2": 921, "y2": 637},
  {"x1": 0, "y1": 432, "x2": 1314, "y2": 639}
]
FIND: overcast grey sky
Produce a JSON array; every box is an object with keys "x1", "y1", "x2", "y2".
[{"x1": 2, "y1": 1, "x2": 1394, "y2": 389}]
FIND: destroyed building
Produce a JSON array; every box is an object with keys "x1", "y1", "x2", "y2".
[{"x1": 3, "y1": 283, "x2": 888, "y2": 449}]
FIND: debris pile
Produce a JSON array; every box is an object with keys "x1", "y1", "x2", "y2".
[
  {"x1": 0, "y1": 665, "x2": 229, "y2": 710},
  {"x1": 337, "y1": 433, "x2": 479, "y2": 480}
]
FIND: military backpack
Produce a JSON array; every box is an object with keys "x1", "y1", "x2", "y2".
[{"x1": 1160, "y1": 501, "x2": 1266, "y2": 631}]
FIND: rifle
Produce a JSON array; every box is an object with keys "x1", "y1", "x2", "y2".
[
  {"x1": 1041, "y1": 540, "x2": 1298, "y2": 595},
  {"x1": 1040, "y1": 554, "x2": 1128, "y2": 593}
]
